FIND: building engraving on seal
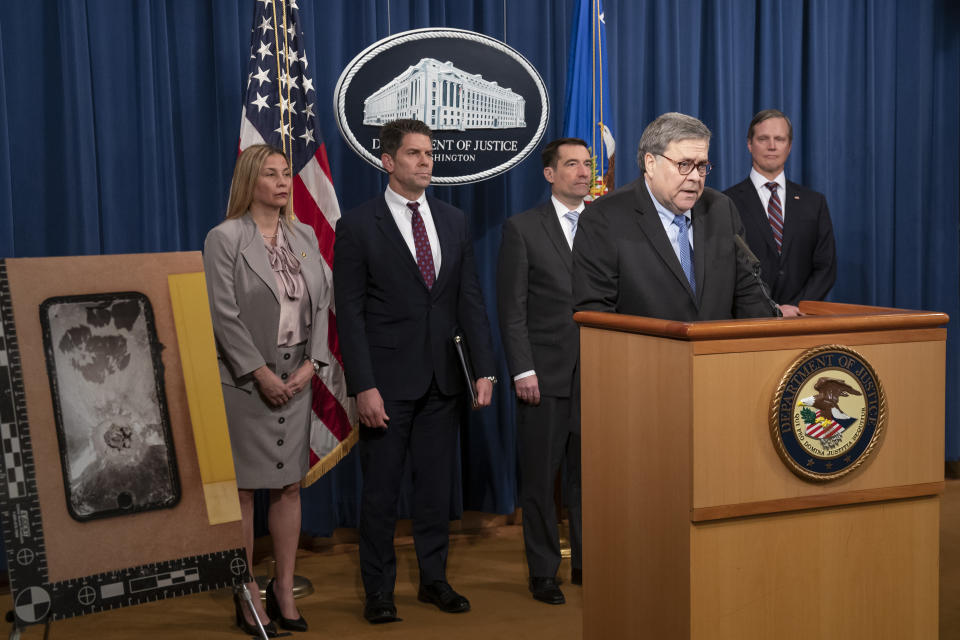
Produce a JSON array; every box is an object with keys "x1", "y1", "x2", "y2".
[{"x1": 363, "y1": 57, "x2": 526, "y2": 131}]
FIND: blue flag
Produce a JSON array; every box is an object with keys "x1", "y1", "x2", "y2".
[{"x1": 562, "y1": 0, "x2": 616, "y2": 198}]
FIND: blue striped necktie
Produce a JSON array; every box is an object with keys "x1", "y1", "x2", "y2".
[
  {"x1": 563, "y1": 210, "x2": 579, "y2": 244},
  {"x1": 671, "y1": 214, "x2": 696, "y2": 294}
]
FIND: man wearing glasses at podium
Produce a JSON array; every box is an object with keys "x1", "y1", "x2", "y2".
[{"x1": 572, "y1": 112, "x2": 774, "y2": 321}]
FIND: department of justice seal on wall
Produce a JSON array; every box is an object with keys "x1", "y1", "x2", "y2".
[
  {"x1": 770, "y1": 345, "x2": 887, "y2": 481},
  {"x1": 334, "y1": 28, "x2": 549, "y2": 184}
]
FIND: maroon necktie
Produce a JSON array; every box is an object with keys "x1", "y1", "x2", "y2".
[
  {"x1": 407, "y1": 201, "x2": 435, "y2": 289},
  {"x1": 765, "y1": 182, "x2": 783, "y2": 253}
]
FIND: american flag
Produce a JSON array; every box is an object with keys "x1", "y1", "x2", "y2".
[
  {"x1": 805, "y1": 410, "x2": 843, "y2": 439},
  {"x1": 239, "y1": 0, "x2": 357, "y2": 486}
]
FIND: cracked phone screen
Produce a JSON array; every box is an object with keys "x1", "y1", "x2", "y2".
[{"x1": 40, "y1": 292, "x2": 180, "y2": 522}]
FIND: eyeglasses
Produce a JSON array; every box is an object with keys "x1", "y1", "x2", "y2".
[{"x1": 657, "y1": 153, "x2": 712, "y2": 177}]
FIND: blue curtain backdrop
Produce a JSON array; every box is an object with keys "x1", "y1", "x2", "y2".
[{"x1": 0, "y1": 0, "x2": 957, "y2": 539}]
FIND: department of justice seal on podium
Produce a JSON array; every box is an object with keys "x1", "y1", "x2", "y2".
[{"x1": 770, "y1": 345, "x2": 887, "y2": 481}]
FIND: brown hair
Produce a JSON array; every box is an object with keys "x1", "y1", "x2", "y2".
[
  {"x1": 747, "y1": 109, "x2": 793, "y2": 142},
  {"x1": 541, "y1": 137, "x2": 590, "y2": 168},
  {"x1": 379, "y1": 119, "x2": 433, "y2": 158},
  {"x1": 224, "y1": 144, "x2": 294, "y2": 222}
]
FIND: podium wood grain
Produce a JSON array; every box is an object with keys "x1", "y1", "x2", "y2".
[
  {"x1": 690, "y1": 496, "x2": 939, "y2": 639},
  {"x1": 578, "y1": 303, "x2": 946, "y2": 639},
  {"x1": 691, "y1": 338, "x2": 944, "y2": 511}
]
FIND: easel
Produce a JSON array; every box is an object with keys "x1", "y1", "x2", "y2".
[
  {"x1": 6, "y1": 611, "x2": 49, "y2": 640},
  {"x1": 0, "y1": 257, "x2": 251, "y2": 639},
  {"x1": 236, "y1": 583, "x2": 274, "y2": 640}
]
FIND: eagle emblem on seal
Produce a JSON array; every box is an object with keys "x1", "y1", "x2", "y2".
[
  {"x1": 797, "y1": 377, "x2": 861, "y2": 451},
  {"x1": 770, "y1": 345, "x2": 887, "y2": 481}
]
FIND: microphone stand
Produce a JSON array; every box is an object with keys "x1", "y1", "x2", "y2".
[
  {"x1": 749, "y1": 260, "x2": 782, "y2": 318},
  {"x1": 734, "y1": 234, "x2": 782, "y2": 318}
]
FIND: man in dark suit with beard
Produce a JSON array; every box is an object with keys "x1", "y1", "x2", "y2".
[
  {"x1": 572, "y1": 112, "x2": 773, "y2": 321},
  {"x1": 497, "y1": 138, "x2": 591, "y2": 605},
  {"x1": 723, "y1": 109, "x2": 837, "y2": 317},
  {"x1": 334, "y1": 118, "x2": 496, "y2": 624}
]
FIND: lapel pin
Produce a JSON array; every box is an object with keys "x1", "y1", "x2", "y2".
[
  {"x1": 793, "y1": 195, "x2": 800, "y2": 200},
  {"x1": 301, "y1": 251, "x2": 306, "y2": 257}
]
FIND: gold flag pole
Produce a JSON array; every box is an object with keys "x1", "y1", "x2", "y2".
[{"x1": 254, "y1": 0, "x2": 312, "y2": 600}]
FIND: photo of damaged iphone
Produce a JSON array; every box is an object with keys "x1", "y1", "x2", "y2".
[{"x1": 39, "y1": 292, "x2": 181, "y2": 522}]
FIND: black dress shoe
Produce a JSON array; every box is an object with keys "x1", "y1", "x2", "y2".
[
  {"x1": 265, "y1": 578, "x2": 308, "y2": 632},
  {"x1": 529, "y1": 577, "x2": 566, "y2": 604},
  {"x1": 233, "y1": 592, "x2": 279, "y2": 637},
  {"x1": 571, "y1": 567, "x2": 582, "y2": 586},
  {"x1": 417, "y1": 580, "x2": 471, "y2": 613},
  {"x1": 364, "y1": 592, "x2": 400, "y2": 624}
]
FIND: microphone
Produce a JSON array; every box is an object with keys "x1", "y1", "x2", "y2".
[{"x1": 734, "y1": 234, "x2": 782, "y2": 318}]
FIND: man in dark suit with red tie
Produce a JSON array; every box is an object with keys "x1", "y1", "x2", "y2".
[
  {"x1": 497, "y1": 138, "x2": 591, "y2": 606},
  {"x1": 723, "y1": 109, "x2": 837, "y2": 317},
  {"x1": 334, "y1": 119, "x2": 496, "y2": 624}
]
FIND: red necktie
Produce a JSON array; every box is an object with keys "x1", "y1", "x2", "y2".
[
  {"x1": 407, "y1": 201, "x2": 435, "y2": 289},
  {"x1": 765, "y1": 182, "x2": 783, "y2": 253}
]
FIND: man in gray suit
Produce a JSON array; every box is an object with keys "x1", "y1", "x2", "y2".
[
  {"x1": 573, "y1": 112, "x2": 773, "y2": 321},
  {"x1": 497, "y1": 138, "x2": 591, "y2": 605}
]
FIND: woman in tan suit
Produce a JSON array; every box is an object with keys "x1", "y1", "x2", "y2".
[{"x1": 204, "y1": 144, "x2": 328, "y2": 636}]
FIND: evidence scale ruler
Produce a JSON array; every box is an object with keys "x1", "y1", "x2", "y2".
[
  {"x1": 37, "y1": 551, "x2": 245, "y2": 622},
  {"x1": 0, "y1": 260, "x2": 247, "y2": 628}
]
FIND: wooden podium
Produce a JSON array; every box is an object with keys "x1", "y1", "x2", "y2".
[{"x1": 575, "y1": 301, "x2": 947, "y2": 639}]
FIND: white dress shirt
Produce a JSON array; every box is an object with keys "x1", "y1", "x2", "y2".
[
  {"x1": 645, "y1": 179, "x2": 693, "y2": 264},
  {"x1": 551, "y1": 195, "x2": 586, "y2": 250},
  {"x1": 384, "y1": 185, "x2": 441, "y2": 275},
  {"x1": 749, "y1": 168, "x2": 787, "y2": 222}
]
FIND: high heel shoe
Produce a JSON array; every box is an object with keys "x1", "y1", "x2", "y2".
[
  {"x1": 233, "y1": 591, "x2": 279, "y2": 637},
  {"x1": 265, "y1": 578, "x2": 309, "y2": 632}
]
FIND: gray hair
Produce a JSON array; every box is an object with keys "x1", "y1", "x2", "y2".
[{"x1": 637, "y1": 112, "x2": 712, "y2": 172}]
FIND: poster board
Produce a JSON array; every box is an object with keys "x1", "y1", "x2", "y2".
[{"x1": 0, "y1": 253, "x2": 245, "y2": 628}]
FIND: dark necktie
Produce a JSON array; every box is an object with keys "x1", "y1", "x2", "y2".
[
  {"x1": 407, "y1": 201, "x2": 435, "y2": 289},
  {"x1": 765, "y1": 182, "x2": 783, "y2": 253}
]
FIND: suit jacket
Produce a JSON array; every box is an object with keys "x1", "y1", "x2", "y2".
[
  {"x1": 333, "y1": 193, "x2": 495, "y2": 401},
  {"x1": 203, "y1": 214, "x2": 330, "y2": 390},
  {"x1": 496, "y1": 201, "x2": 578, "y2": 398},
  {"x1": 724, "y1": 178, "x2": 837, "y2": 305},
  {"x1": 572, "y1": 178, "x2": 773, "y2": 320}
]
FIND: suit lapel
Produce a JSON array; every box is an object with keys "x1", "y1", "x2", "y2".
[
  {"x1": 239, "y1": 215, "x2": 281, "y2": 304},
  {"x1": 538, "y1": 202, "x2": 573, "y2": 274},
  {"x1": 633, "y1": 180, "x2": 697, "y2": 303},
  {"x1": 375, "y1": 196, "x2": 426, "y2": 287},
  {"x1": 431, "y1": 196, "x2": 456, "y2": 295},
  {"x1": 692, "y1": 200, "x2": 707, "y2": 307},
  {"x1": 780, "y1": 181, "x2": 803, "y2": 257},
  {"x1": 738, "y1": 180, "x2": 779, "y2": 256}
]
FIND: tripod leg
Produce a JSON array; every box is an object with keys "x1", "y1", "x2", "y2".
[{"x1": 236, "y1": 584, "x2": 271, "y2": 640}]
